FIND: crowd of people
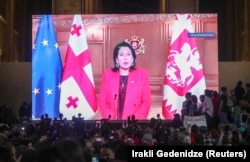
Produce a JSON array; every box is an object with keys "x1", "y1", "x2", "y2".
[
  {"x1": 180, "y1": 80, "x2": 250, "y2": 129},
  {"x1": 0, "y1": 83, "x2": 250, "y2": 162}
]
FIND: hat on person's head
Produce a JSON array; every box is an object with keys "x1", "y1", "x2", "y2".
[{"x1": 0, "y1": 124, "x2": 11, "y2": 132}]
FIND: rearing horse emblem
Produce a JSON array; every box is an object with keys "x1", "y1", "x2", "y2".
[{"x1": 166, "y1": 43, "x2": 203, "y2": 88}]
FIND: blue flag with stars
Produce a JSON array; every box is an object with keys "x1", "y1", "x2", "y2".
[{"x1": 32, "y1": 15, "x2": 62, "y2": 119}]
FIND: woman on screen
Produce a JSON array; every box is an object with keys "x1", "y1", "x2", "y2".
[{"x1": 99, "y1": 41, "x2": 151, "y2": 120}]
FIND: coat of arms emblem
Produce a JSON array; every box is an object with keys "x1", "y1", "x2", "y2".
[{"x1": 125, "y1": 35, "x2": 145, "y2": 55}]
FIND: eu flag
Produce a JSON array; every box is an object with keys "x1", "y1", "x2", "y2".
[{"x1": 32, "y1": 15, "x2": 62, "y2": 119}]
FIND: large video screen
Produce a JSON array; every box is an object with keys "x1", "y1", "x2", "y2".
[{"x1": 32, "y1": 14, "x2": 218, "y2": 121}]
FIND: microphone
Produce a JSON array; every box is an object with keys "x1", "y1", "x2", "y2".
[
  {"x1": 114, "y1": 94, "x2": 119, "y2": 120},
  {"x1": 118, "y1": 94, "x2": 121, "y2": 120},
  {"x1": 118, "y1": 94, "x2": 122, "y2": 120}
]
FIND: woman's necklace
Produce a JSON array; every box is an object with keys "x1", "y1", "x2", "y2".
[{"x1": 120, "y1": 75, "x2": 128, "y2": 89}]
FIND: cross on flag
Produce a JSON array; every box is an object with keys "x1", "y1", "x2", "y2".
[{"x1": 59, "y1": 14, "x2": 97, "y2": 120}]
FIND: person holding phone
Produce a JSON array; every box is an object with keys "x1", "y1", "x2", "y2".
[{"x1": 99, "y1": 41, "x2": 151, "y2": 120}]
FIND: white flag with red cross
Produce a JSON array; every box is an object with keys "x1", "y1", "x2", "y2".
[{"x1": 59, "y1": 14, "x2": 97, "y2": 120}]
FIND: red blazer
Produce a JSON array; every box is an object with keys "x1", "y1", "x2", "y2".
[{"x1": 99, "y1": 67, "x2": 151, "y2": 120}]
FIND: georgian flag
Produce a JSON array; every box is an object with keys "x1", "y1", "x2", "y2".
[
  {"x1": 59, "y1": 14, "x2": 97, "y2": 120},
  {"x1": 162, "y1": 14, "x2": 206, "y2": 119}
]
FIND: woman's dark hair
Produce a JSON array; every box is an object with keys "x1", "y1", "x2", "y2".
[{"x1": 111, "y1": 41, "x2": 136, "y2": 72}]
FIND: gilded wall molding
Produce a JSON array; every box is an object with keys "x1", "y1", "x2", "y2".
[{"x1": 50, "y1": 14, "x2": 217, "y2": 30}]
